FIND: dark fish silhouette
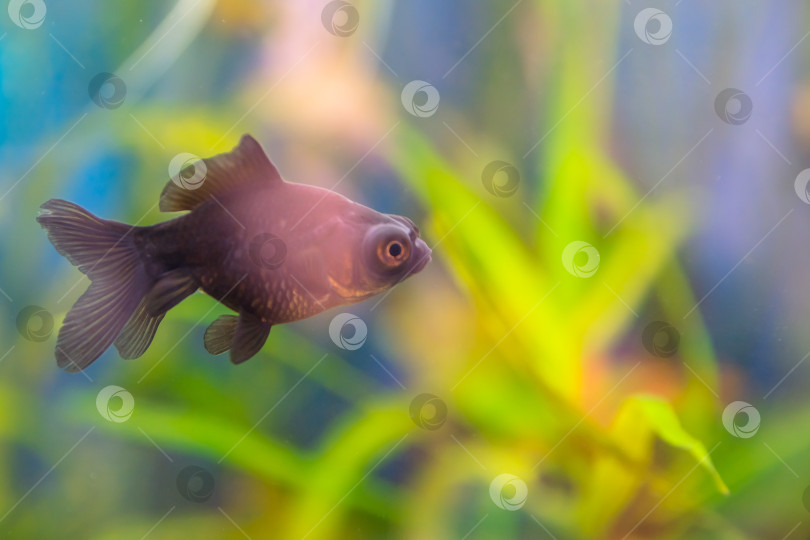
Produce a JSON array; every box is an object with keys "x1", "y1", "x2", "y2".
[{"x1": 37, "y1": 135, "x2": 431, "y2": 371}]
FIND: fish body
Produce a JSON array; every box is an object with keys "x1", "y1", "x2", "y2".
[{"x1": 37, "y1": 135, "x2": 430, "y2": 371}]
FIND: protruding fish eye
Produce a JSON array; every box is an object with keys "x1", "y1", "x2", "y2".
[
  {"x1": 377, "y1": 236, "x2": 411, "y2": 268},
  {"x1": 388, "y1": 241, "x2": 403, "y2": 257}
]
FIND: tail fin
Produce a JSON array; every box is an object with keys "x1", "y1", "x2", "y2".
[{"x1": 37, "y1": 199, "x2": 149, "y2": 371}]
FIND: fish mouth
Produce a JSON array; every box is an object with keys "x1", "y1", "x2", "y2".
[{"x1": 411, "y1": 239, "x2": 431, "y2": 274}]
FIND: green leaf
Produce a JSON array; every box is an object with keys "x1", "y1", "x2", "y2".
[
  {"x1": 579, "y1": 394, "x2": 727, "y2": 535},
  {"x1": 629, "y1": 395, "x2": 727, "y2": 495},
  {"x1": 65, "y1": 392, "x2": 306, "y2": 486},
  {"x1": 388, "y1": 123, "x2": 579, "y2": 398},
  {"x1": 283, "y1": 398, "x2": 413, "y2": 539}
]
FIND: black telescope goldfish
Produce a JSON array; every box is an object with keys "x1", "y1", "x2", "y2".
[{"x1": 37, "y1": 135, "x2": 431, "y2": 371}]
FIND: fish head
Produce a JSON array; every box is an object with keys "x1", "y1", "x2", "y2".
[{"x1": 317, "y1": 201, "x2": 431, "y2": 302}]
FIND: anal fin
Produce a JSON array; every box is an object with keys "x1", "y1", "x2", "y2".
[
  {"x1": 115, "y1": 303, "x2": 165, "y2": 360},
  {"x1": 114, "y1": 270, "x2": 197, "y2": 360},
  {"x1": 144, "y1": 269, "x2": 198, "y2": 315}
]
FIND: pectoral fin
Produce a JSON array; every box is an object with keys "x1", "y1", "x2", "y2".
[
  {"x1": 203, "y1": 313, "x2": 271, "y2": 364},
  {"x1": 230, "y1": 314, "x2": 272, "y2": 364},
  {"x1": 204, "y1": 315, "x2": 238, "y2": 355}
]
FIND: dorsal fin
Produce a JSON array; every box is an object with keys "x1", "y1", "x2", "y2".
[{"x1": 159, "y1": 134, "x2": 282, "y2": 212}]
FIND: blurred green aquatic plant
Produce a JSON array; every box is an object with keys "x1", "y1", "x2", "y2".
[{"x1": 385, "y1": 120, "x2": 726, "y2": 538}]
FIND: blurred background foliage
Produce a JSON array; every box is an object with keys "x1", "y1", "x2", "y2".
[{"x1": 2, "y1": 0, "x2": 810, "y2": 538}]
